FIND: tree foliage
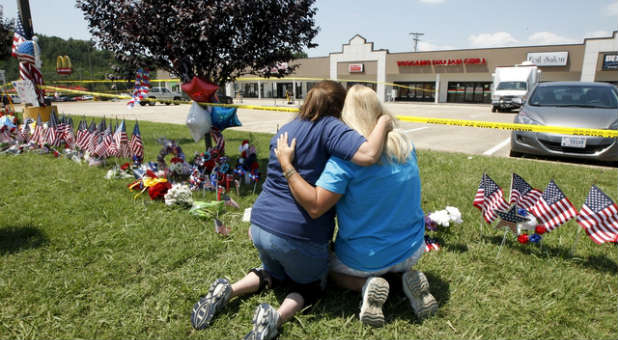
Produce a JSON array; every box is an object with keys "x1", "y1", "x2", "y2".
[
  {"x1": 77, "y1": 0, "x2": 318, "y2": 85},
  {"x1": 0, "y1": 5, "x2": 14, "y2": 61}
]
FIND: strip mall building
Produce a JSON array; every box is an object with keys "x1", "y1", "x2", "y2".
[{"x1": 224, "y1": 31, "x2": 618, "y2": 104}]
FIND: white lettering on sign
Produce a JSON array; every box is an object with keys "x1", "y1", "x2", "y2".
[{"x1": 526, "y1": 52, "x2": 568, "y2": 66}]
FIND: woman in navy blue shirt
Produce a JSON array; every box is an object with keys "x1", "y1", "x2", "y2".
[{"x1": 191, "y1": 80, "x2": 392, "y2": 339}]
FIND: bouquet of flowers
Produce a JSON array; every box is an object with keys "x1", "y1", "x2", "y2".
[
  {"x1": 164, "y1": 183, "x2": 194, "y2": 207},
  {"x1": 425, "y1": 206, "x2": 463, "y2": 231}
]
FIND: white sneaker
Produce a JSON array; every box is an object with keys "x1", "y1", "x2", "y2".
[
  {"x1": 243, "y1": 303, "x2": 280, "y2": 340},
  {"x1": 359, "y1": 277, "x2": 389, "y2": 327},
  {"x1": 402, "y1": 271, "x2": 438, "y2": 320}
]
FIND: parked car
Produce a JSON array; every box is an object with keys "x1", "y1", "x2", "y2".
[
  {"x1": 141, "y1": 86, "x2": 183, "y2": 106},
  {"x1": 214, "y1": 89, "x2": 233, "y2": 104},
  {"x1": 510, "y1": 81, "x2": 618, "y2": 163}
]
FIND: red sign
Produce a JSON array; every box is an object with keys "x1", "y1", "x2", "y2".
[
  {"x1": 348, "y1": 63, "x2": 364, "y2": 73},
  {"x1": 397, "y1": 58, "x2": 486, "y2": 66}
]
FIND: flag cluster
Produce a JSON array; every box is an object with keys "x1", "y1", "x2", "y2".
[
  {"x1": 473, "y1": 172, "x2": 618, "y2": 245},
  {"x1": 72, "y1": 117, "x2": 144, "y2": 162},
  {"x1": 11, "y1": 14, "x2": 45, "y2": 106},
  {"x1": 127, "y1": 68, "x2": 151, "y2": 108}
]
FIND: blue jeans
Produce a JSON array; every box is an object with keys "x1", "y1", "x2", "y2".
[{"x1": 250, "y1": 224, "x2": 329, "y2": 285}]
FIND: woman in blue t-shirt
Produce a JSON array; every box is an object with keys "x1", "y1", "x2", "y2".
[
  {"x1": 190, "y1": 81, "x2": 392, "y2": 339},
  {"x1": 275, "y1": 85, "x2": 438, "y2": 327}
]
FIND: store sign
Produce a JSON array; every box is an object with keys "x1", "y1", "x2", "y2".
[
  {"x1": 526, "y1": 52, "x2": 568, "y2": 66},
  {"x1": 348, "y1": 63, "x2": 364, "y2": 73},
  {"x1": 602, "y1": 53, "x2": 618, "y2": 70},
  {"x1": 397, "y1": 58, "x2": 486, "y2": 66}
]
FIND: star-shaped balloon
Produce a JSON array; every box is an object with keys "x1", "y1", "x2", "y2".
[
  {"x1": 211, "y1": 106, "x2": 241, "y2": 131},
  {"x1": 496, "y1": 205, "x2": 528, "y2": 233}
]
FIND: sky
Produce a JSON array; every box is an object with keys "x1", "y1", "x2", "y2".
[{"x1": 1, "y1": 0, "x2": 617, "y2": 57}]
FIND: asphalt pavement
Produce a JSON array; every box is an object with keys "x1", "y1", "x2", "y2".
[{"x1": 15, "y1": 99, "x2": 613, "y2": 168}]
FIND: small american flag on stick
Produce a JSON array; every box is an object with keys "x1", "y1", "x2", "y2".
[
  {"x1": 129, "y1": 120, "x2": 144, "y2": 162},
  {"x1": 530, "y1": 180, "x2": 577, "y2": 232},
  {"x1": 473, "y1": 173, "x2": 509, "y2": 224},
  {"x1": 509, "y1": 173, "x2": 542, "y2": 211},
  {"x1": 576, "y1": 185, "x2": 618, "y2": 244}
]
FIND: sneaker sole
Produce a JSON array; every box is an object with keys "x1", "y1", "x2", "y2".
[
  {"x1": 191, "y1": 279, "x2": 231, "y2": 330},
  {"x1": 250, "y1": 303, "x2": 279, "y2": 340},
  {"x1": 402, "y1": 271, "x2": 438, "y2": 320},
  {"x1": 359, "y1": 278, "x2": 389, "y2": 327}
]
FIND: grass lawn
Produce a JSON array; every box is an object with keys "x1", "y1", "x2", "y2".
[{"x1": 1, "y1": 118, "x2": 617, "y2": 339}]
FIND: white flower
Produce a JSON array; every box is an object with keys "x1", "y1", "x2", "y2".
[
  {"x1": 164, "y1": 183, "x2": 193, "y2": 207},
  {"x1": 445, "y1": 206, "x2": 463, "y2": 224},
  {"x1": 428, "y1": 210, "x2": 451, "y2": 227}
]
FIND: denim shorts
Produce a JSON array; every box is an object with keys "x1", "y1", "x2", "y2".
[
  {"x1": 250, "y1": 224, "x2": 329, "y2": 285},
  {"x1": 329, "y1": 244, "x2": 424, "y2": 278}
]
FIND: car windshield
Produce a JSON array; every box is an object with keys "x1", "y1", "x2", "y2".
[
  {"x1": 496, "y1": 81, "x2": 527, "y2": 90},
  {"x1": 529, "y1": 85, "x2": 618, "y2": 108}
]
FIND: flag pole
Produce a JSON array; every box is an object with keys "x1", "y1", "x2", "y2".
[
  {"x1": 496, "y1": 228, "x2": 508, "y2": 260},
  {"x1": 570, "y1": 223, "x2": 583, "y2": 257}
]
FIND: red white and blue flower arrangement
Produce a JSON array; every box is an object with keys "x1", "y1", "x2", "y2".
[{"x1": 423, "y1": 206, "x2": 463, "y2": 252}]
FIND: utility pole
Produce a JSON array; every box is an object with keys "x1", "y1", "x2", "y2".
[{"x1": 409, "y1": 32, "x2": 424, "y2": 52}]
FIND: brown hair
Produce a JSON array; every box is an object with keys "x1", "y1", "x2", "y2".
[{"x1": 298, "y1": 80, "x2": 346, "y2": 121}]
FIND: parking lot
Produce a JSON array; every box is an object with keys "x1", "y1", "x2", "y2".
[{"x1": 14, "y1": 99, "x2": 614, "y2": 168}]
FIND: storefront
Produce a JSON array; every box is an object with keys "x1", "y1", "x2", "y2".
[{"x1": 177, "y1": 31, "x2": 618, "y2": 103}]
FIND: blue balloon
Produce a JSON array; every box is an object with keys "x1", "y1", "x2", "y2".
[{"x1": 211, "y1": 106, "x2": 241, "y2": 130}]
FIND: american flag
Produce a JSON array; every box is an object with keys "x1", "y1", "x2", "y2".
[
  {"x1": 45, "y1": 112, "x2": 59, "y2": 147},
  {"x1": 530, "y1": 180, "x2": 577, "y2": 232},
  {"x1": 496, "y1": 205, "x2": 528, "y2": 233},
  {"x1": 211, "y1": 128, "x2": 225, "y2": 156},
  {"x1": 127, "y1": 68, "x2": 150, "y2": 108},
  {"x1": 473, "y1": 173, "x2": 510, "y2": 224},
  {"x1": 87, "y1": 120, "x2": 102, "y2": 153},
  {"x1": 509, "y1": 173, "x2": 542, "y2": 211},
  {"x1": 19, "y1": 120, "x2": 31, "y2": 143},
  {"x1": 424, "y1": 235, "x2": 440, "y2": 252},
  {"x1": 94, "y1": 125, "x2": 113, "y2": 158},
  {"x1": 129, "y1": 120, "x2": 144, "y2": 162},
  {"x1": 576, "y1": 185, "x2": 618, "y2": 244},
  {"x1": 75, "y1": 119, "x2": 87, "y2": 150},
  {"x1": 11, "y1": 14, "x2": 27, "y2": 58},
  {"x1": 63, "y1": 117, "x2": 76, "y2": 149},
  {"x1": 214, "y1": 217, "x2": 231, "y2": 236},
  {"x1": 108, "y1": 119, "x2": 128, "y2": 157},
  {"x1": 30, "y1": 115, "x2": 43, "y2": 146}
]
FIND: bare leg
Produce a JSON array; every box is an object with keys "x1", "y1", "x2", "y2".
[
  {"x1": 275, "y1": 292, "x2": 304, "y2": 327},
  {"x1": 230, "y1": 270, "x2": 273, "y2": 298},
  {"x1": 329, "y1": 271, "x2": 368, "y2": 292}
]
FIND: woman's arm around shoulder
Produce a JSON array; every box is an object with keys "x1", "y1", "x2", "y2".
[
  {"x1": 275, "y1": 132, "x2": 342, "y2": 219},
  {"x1": 350, "y1": 115, "x2": 393, "y2": 166}
]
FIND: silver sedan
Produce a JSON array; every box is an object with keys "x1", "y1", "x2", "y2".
[{"x1": 510, "y1": 81, "x2": 618, "y2": 163}]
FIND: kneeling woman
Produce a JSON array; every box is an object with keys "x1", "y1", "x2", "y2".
[{"x1": 275, "y1": 85, "x2": 438, "y2": 327}]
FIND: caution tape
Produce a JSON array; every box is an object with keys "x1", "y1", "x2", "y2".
[
  {"x1": 397, "y1": 116, "x2": 618, "y2": 138},
  {"x1": 29, "y1": 85, "x2": 618, "y2": 138},
  {"x1": 44, "y1": 76, "x2": 435, "y2": 93}
]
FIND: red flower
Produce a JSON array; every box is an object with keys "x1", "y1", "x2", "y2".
[
  {"x1": 120, "y1": 162, "x2": 130, "y2": 171},
  {"x1": 53, "y1": 150, "x2": 59, "y2": 158},
  {"x1": 535, "y1": 225, "x2": 547, "y2": 235},
  {"x1": 517, "y1": 234, "x2": 529, "y2": 244},
  {"x1": 148, "y1": 181, "x2": 171, "y2": 200},
  {"x1": 171, "y1": 157, "x2": 184, "y2": 164}
]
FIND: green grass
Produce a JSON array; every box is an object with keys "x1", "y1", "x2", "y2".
[{"x1": 1, "y1": 118, "x2": 617, "y2": 339}]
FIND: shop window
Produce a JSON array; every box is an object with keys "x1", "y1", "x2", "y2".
[
  {"x1": 394, "y1": 82, "x2": 435, "y2": 102},
  {"x1": 447, "y1": 82, "x2": 492, "y2": 103}
]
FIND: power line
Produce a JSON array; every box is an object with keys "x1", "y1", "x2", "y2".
[{"x1": 409, "y1": 32, "x2": 424, "y2": 52}]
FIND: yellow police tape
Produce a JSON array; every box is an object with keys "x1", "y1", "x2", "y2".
[
  {"x1": 37, "y1": 85, "x2": 618, "y2": 138},
  {"x1": 46, "y1": 76, "x2": 435, "y2": 93}
]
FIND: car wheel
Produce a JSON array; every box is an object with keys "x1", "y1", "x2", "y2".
[
  {"x1": 491, "y1": 106, "x2": 496, "y2": 112},
  {"x1": 173, "y1": 97, "x2": 180, "y2": 105},
  {"x1": 139, "y1": 101, "x2": 146, "y2": 106},
  {"x1": 509, "y1": 150, "x2": 523, "y2": 158},
  {"x1": 226, "y1": 98, "x2": 233, "y2": 104}
]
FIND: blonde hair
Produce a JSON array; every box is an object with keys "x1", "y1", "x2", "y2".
[{"x1": 341, "y1": 85, "x2": 412, "y2": 163}]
